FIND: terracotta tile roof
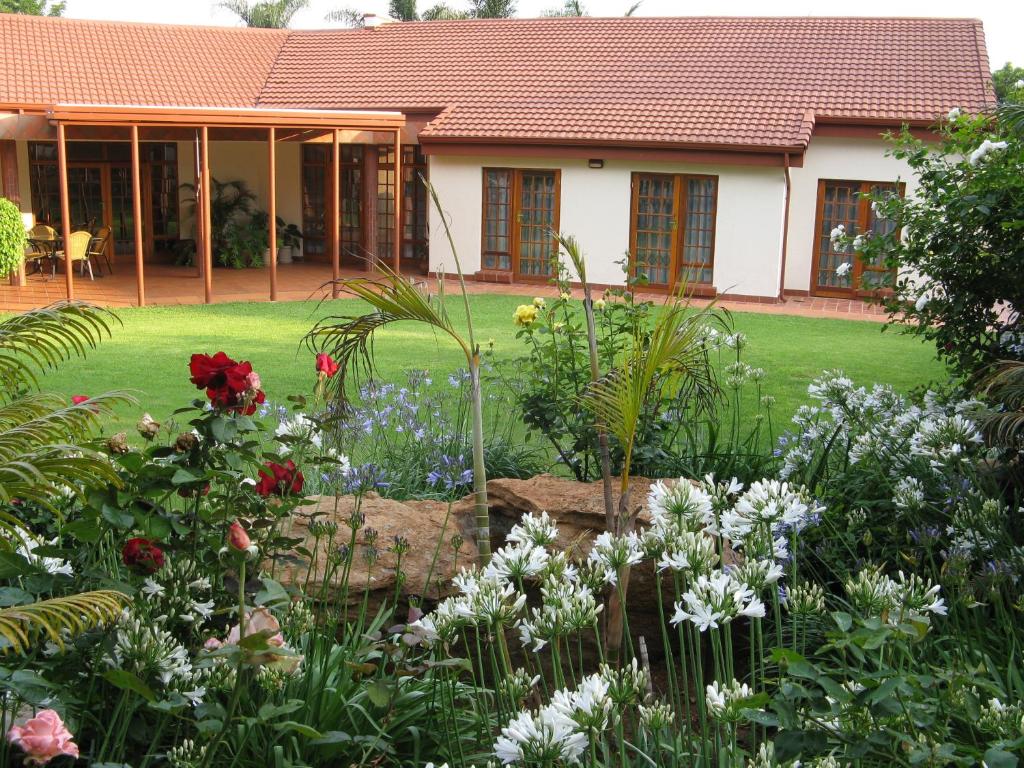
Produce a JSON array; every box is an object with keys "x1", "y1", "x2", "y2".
[
  {"x1": 0, "y1": 13, "x2": 288, "y2": 108},
  {"x1": 259, "y1": 16, "x2": 995, "y2": 150},
  {"x1": 0, "y1": 14, "x2": 996, "y2": 150}
]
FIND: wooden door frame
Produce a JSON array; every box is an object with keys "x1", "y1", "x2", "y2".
[
  {"x1": 511, "y1": 168, "x2": 561, "y2": 283},
  {"x1": 629, "y1": 172, "x2": 718, "y2": 291},
  {"x1": 810, "y1": 178, "x2": 903, "y2": 298}
]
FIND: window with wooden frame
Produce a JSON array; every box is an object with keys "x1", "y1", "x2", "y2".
[
  {"x1": 811, "y1": 180, "x2": 901, "y2": 296},
  {"x1": 481, "y1": 168, "x2": 560, "y2": 279},
  {"x1": 301, "y1": 144, "x2": 364, "y2": 262},
  {"x1": 629, "y1": 172, "x2": 718, "y2": 288}
]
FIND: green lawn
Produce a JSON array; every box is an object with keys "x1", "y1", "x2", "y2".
[{"x1": 35, "y1": 295, "x2": 945, "y2": 434}]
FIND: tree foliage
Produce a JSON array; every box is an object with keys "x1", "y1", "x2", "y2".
[
  {"x1": 992, "y1": 62, "x2": 1024, "y2": 103},
  {"x1": 219, "y1": 0, "x2": 308, "y2": 28},
  {"x1": 0, "y1": 0, "x2": 65, "y2": 15},
  {"x1": 854, "y1": 114, "x2": 1024, "y2": 379}
]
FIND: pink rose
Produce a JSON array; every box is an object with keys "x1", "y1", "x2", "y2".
[
  {"x1": 212, "y1": 608, "x2": 301, "y2": 672},
  {"x1": 7, "y1": 709, "x2": 79, "y2": 765}
]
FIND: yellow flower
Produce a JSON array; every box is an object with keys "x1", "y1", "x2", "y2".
[
  {"x1": 513, "y1": 304, "x2": 539, "y2": 326},
  {"x1": 532, "y1": 296, "x2": 546, "y2": 308},
  {"x1": 553, "y1": 322, "x2": 565, "y2": 332},
  {"x1": 559, "y1": 291, "x2": 572, "y2": 302},
  {"x1": 593, "y1": 299, "x2": 606, "y2": 311}
]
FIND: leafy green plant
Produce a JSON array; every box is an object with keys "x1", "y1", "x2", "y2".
[
  {"x1": 180, "y1": 178, "x2": 261, "y2": 268},
  {"x1": 852, "y1": 113, "x2": 1024, "y2": 379},
  {"x1": 0, "y1": 197, "x2": 26, "y2": 279}
]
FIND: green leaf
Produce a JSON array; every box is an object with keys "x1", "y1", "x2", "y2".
[
  {"x1": 101, "y1": 504, "x2": 134, "y2": 529},
  {"x1": 103, "y1": 669, "x2": 156, "y2": 702},
  {"x1": 310, "y1": 731, "x2": 352, "y2": 745},
  {"x1": 274, "y1": 721, "x2": 322, "y2": 739},
  {"x1": 64, "y1": 519, "x2": 102, "y2": 543},
  {"x1": 983, "y1": 748, "x2": 1019, "y2": 768},
  {"x1": 832, "y1": 611, "x2": 853, "y2": 632},
  {"x1": 0, "y1": 552, "x2": 32, "y2": 579},
  {"x1": 366, "y1": 679, "x2": 392, "y2": 707},
  {"x1": 254, "y1": 578, "x2": 289, "y2": 608},
  {"x1": 258, "y1": 700, "x2": 304, "y2": 721},
  {"x1": 0, "y1": 587, "x2": 36, "y2": 607}
]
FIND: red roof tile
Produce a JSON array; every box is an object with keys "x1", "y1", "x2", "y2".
[
  {"x1": 260, "y1": 16, "x2": 995, "y2": 149},
  {"x1": 0, "y1": 13, "x2": 288, "y2": 108},
  {"x1": 0, "y1": 14, "x2": 996, "y2": 150}
]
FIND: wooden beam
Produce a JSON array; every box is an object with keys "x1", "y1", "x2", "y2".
[
  {"x1": 131, "y1": 125, "x2": 145, "y2": 307},
  {"x1": 56, "y1": 122, "x2": 73, "y2": 301},
  {"x1": 331, "y1": 129, "x2": 340, "y2": 299},
  {"x1": 393, "y1": 129, "x2": 402, "y2": 274},
  {"x1": 201, "y1": 126, "x2": 213, "y2": 304},
  {"x1": 268, "y1": 127, "x2": 277, "y2": 301},
  {"x1": 193, "y1": 132, "x2": 203, "y2": 280}
]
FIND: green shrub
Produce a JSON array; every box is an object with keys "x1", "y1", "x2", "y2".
[{"x1": 0, "y1": 197, "x2": 27, "y2": 278}]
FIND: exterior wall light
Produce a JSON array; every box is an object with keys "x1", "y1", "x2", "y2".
[{"x1": 588, "y1": 159, "x2": 604, "y2": 169}]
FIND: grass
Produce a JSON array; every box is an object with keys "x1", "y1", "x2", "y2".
[{"x1": 34, "y1": 294, "x2": 946, "y2": 435}]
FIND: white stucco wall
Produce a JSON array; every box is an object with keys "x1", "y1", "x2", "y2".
[
  {"x1": 428, "y1": 154, "x2": 787, "y2": 299},
  {"x1": 785, "y1": 136, "x2": 917, "y2": 294}
]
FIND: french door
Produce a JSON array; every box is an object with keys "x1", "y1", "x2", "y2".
[
  {"x1": 482, "y1": 168, "x2": 560, "y2": 280},
  {"x1": 629, "y1": 173, "x2": 717, "y2": 289},
  {"x1": 812, "y1": 180, "x2": 900, "y2": 297}
]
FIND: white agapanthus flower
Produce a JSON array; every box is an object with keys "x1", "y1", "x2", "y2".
[
  {"x1": 947, "y1": 106, "x2": 961, "y2": 120},
  {"x1": 705, "y1": 679, "x2": 757, "y2": 721},
  {"x1": 506, "y1": 510, "x2": 559, "y2": 548},
  {"x1": 588, "y1": 531, "x2": 643, "y2": 585},
  {"x1": 485, "y1": 542, "x2": 550, "y2": 583},
  {"x1": 969, "y1": 138, "x2": 1008, "y2": 166},
  {"x1": 670, "y1": 570, "x2": 765, "y2": 632},
  {"x1": 829, "y1": 223, "x2": 846, "y2": 249},
  {"x1": 834, "y1": 261, "x2": 852, "y2": 277},
  {"x1": 892, "y1": 476, "x2": 926, "y2": 512},
  {"x1": 141, "y1": 578, "x2": 166, "y2": 597},
  {"x1": 517, "y1": 575, "x2": 602, "y2": 651},
  {"x1": 8, "y1": 531, "x2": 74, "y2": 577},
  {"x1": 493, "y1": 704, "x2": 588, "y2": 765},
  {"x1": 275, "y1": 412, "x2": 323, "y2": 451}
]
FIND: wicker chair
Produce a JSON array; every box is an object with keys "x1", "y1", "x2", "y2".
[
  {"x1": 53, "y1": 231, "x2": 95, "y2": 280},
  {"x1": 89, "y1": 225, "x2": 113, "y2": 275},
  {"x1": 26, "y1": 224, "x2": 59, "y2": 276}
]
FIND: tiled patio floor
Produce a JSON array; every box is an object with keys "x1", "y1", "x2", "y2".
[{"x1": 1, "y1": 258, "x2": 888, "y2": 322}]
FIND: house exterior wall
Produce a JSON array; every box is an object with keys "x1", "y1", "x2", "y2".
[
  {"x1": 176, "y1": 140, "x2": 302, "y2": 242},
  {"x1": 785, "y1": 136, "x2": 917, "y2": 295},
  {"x1": 427, "y1": 154, "x2": 787, "y2": 299}
]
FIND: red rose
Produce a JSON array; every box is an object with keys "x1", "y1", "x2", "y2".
[
  {"x1": 189, "y1": 352, "x2": 266, "y2": 415},
  {"x1": 255, "y1": 460, "x2": 304, "y2": 498},
  {"x1": 227, "y1": 520, "x2": 251, "y2": 551},
  {"x1": 176, "y1": 482, "x2": 210, "y2": 499},
  {"x1": 122, "y1": 537, "x2": 165, "y2": 575},
  {"x1": 315, "y1": 353, "x2": 340, "y2": 378},
  {"x1": 71, "y1": 395, "x2": 89, "y2": 405}
]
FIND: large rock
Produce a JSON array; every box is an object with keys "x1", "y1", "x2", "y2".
[
  {"x1": 278, "y1": 475, "x2": 671, "y2": 633},
  {"x1": 275, "y1": 492, "x2": 478, "y2": 606}
]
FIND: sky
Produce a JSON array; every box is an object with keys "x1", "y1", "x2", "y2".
[{"x1": 62, "y1": 0, "x2": 1021, "y2": 69}]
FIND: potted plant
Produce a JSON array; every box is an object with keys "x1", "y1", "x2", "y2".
[{"x1": 277, "y1": 218, "x2": 303, "y2": 263}]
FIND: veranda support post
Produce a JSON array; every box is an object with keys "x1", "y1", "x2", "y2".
[
  {"x1": 130, "y1": 125, "x2": 145, "y2": 307},
  {"x1": 56, "y1": 123, "x2": 73, "y2": 301}
]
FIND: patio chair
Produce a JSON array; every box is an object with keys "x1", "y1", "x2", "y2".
[
  {"x1": 52, "y1": 231, "x2": 95, "y2": 280},
  {"x1": 88, "y1": 225, "x2": 113, "y2": 275},
  {"x1": 26, "y1": 224, "x2": 59, "y2": 276}
]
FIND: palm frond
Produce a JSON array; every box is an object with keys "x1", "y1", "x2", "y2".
[
  {"x1": 980, "y1": 359, "x2": 1024, "y2": 448},
  {"x1": 998, "y1": 103, "x2": 1024, "y2": 137},
  {"x1": 0, "y1": 590, "x2": 128, "y2": 655},
  {"x1": 580, "y1": 298, "x2": 721, "y2": 478},
  {"x1": 0, "y1": 302, "x2": 118, "y2": 398},
  {"x1": 305, "y1": 268, "x2": 471, "y2": 406},
  {"x1": 0, "y1": 391, "x2": 135, "y2": 510}
]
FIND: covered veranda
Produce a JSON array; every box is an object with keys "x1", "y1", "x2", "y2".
[{"x1": 4, "y1": 104, "x2": 408, "y2": 308}]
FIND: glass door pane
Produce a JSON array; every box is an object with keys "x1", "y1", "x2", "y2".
[
  {"x1": 633, "y1": 173, "x2": 675, "y2": 286},
  {"x1": 680, "y1": 177, "x2": 715, "y2": 284},
  {"x1": 515, "y1": 170, "x2": 556, "y2": 278},
  {"x1": 482, "y1": 169, "x2": 512, "y2": 270},
  {"x1": 68, "y1": 166, "x2": 104, "y2": 233},
  {"x1": 816, "y1": 182, "x2": 860, "y2": 292},
  {"x1": 857, "y1": 184, "x2": 897, "y2": 290},
  {"x1": 109, "y1": 166, "x2": 134, "y2": 255}
]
